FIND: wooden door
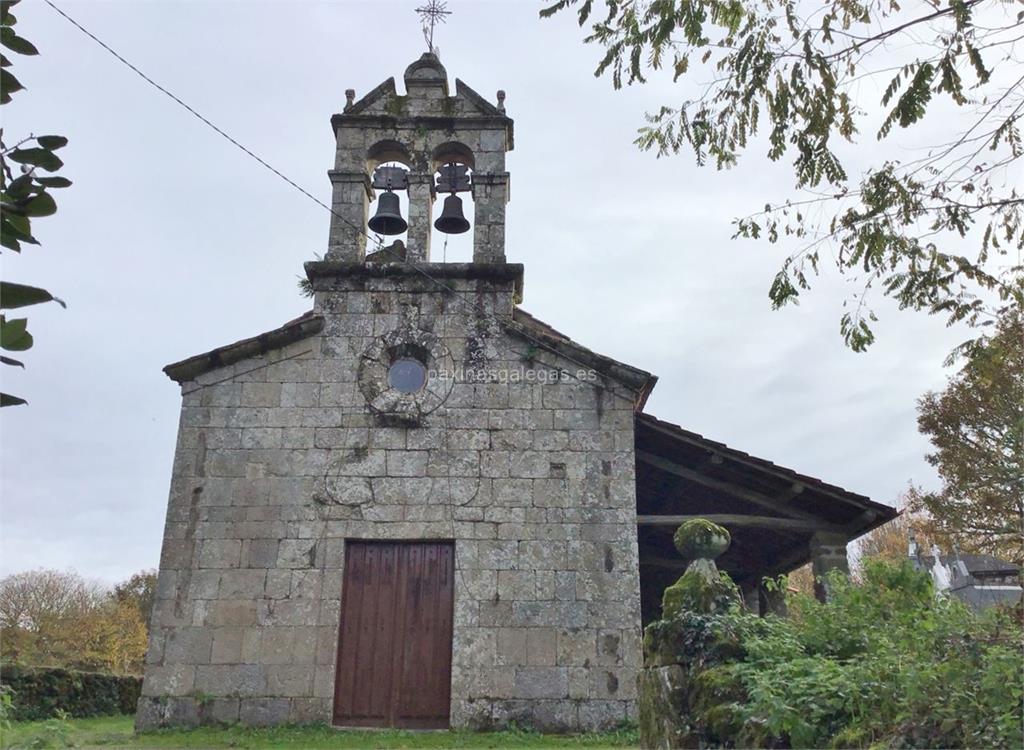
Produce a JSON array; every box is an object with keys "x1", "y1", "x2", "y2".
[{"x1": 332, "y1": 541, "x2": 455, "y2": 729}]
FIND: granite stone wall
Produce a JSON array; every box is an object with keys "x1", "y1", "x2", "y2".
[{"x1": 136, "y1": 269, "x2": 644, "y2": 731}]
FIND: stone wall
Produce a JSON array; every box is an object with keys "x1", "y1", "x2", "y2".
[{"x1": 136, "y1": 265, "x2": 644, "y2": 731}]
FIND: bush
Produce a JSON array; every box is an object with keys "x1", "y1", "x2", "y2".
[
  {"x1": 0, "y1": 664, "x2": 141, "y2": 720},
  {"x1": 724, "y1": 560, "x2": 1024, "y2": 748}
]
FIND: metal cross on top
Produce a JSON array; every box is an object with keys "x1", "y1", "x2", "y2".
[{"x1": 415, "y1": 0, "x2": 451, "y2": 53}]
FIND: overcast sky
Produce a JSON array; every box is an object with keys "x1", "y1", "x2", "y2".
[{"x1": 1, "y1": 0, "x2": 979, "y2": 584}]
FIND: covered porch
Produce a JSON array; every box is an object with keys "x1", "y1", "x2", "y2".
[{"x1": 635, "y1": 413, "x2": 898, "y2": 623}]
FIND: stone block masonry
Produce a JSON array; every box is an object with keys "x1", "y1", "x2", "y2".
[{"x1": 137, "y1": 265, "x2": 646, "y2": 732}]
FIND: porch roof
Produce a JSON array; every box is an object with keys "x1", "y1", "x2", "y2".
[{"x1": 634, "y1": 412, "x2": 898, "y2": 618}]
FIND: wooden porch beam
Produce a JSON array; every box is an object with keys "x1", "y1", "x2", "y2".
[
  {"x1": 636, "y1": 513, "x2": 847, "y2": 535},
  {"x1": 636, "y1": 450, "x2": 823, "y2": 522}
]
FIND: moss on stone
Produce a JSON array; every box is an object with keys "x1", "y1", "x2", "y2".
[
  {"x1": 637, "y1": 665, "x2": 695, "y2": 749},
  {"x1": 385, "y1": 95, "x2": 409, "y2": 117},
  {"x1": 661, "y1": 567, "x2": 740, "y2": 618},
  {"x1": 673, "y1": 518, "x2": 731, "y2": 560},
  {"x1": 691, "y1": 665, "x2": 744, "y2": 716},
  {"x1": 642, "y1": 611, "x2": 744, "y2": 669}
]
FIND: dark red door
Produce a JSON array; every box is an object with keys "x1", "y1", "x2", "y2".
[{"x1": 332, "y1": 541, "x2": 455, "y2": 729}]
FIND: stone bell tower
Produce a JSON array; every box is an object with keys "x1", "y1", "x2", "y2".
[
  {"x1": 138, "y1": 48, "x2": 650, "y2": 734},
  {"x1": 326, "y1": 53, "x2": 512, "y2": 263}
]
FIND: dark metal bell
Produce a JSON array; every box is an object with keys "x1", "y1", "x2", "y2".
[
  {"x1": 368, "y1": 190, "x2": 407, "y2": 235},
  {"x1": 434, "y1": 194, "x2": 470, "y2": 234}
]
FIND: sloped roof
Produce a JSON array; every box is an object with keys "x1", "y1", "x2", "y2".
[
  {"x1": 161, "y1": 302, "x2": 656, "y2": 398},
  {"x1": 915, "y1": 553, "x2": 1020, "y2": 576},
  {"x1": 634, "y1": 412, "x2": 899, "y2": 588},
  {"x1": 510, "y1": 308, "x2": 657, "y2": 409},
  {"x1": 638, "y1": 412, "x2": 892, "y2": 518},
  {"x1": 164, "y1": 311, "x2": 323, "y2": 383}
]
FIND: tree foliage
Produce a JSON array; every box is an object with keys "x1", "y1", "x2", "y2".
[
  {"x1": 0, "y1": 569, "x2": 150, "y2": 676},
  {"x1": 112, "y1": 570, "x2": 157, "y2": 632},
  {"x1": 855, "y1": 496, "x2": 940, "y2": 564},
  {"x1": 910, "y1": 305, "x2": 1024, "y2": 562},
  {"x1": 542, "y1": 0, "x2": 1023, "y2": 350},
  {"x1": 1, "y1": 0, "x2": 70, "y2": 406}
]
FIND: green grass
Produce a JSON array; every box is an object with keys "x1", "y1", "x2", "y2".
[{"x1": 1, "y1": 715, "x2": 639, "y2": 749}]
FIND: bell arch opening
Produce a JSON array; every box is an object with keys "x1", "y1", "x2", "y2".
[
  {"x1": 431, "y1": 162, "x2": 475, "y2": 262},
  {"x1": 367, "y1": 140, "x2": 413, "y2": 171},
  {"x1": 431, "y1": 142, "x2": 475, "y2": 172}
]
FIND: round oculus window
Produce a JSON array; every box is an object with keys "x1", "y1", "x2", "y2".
[{"x1": 387, "y1": 357, "x2": 427, "y2": 394}]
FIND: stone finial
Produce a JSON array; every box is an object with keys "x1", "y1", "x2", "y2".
[
  {"x1": 496, "y1": 90, "x2": 506, "y2": 112},
  {"x1": 674, "y1": 518, "x2": 730, "y2": 560},
  {"x1": 660, "y1": 519, "x2": 739, "y2": 618},
  {"x1": 344, "y1": 89, "x2": 355, "y2": 110}
]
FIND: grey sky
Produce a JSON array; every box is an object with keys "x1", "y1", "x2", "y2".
[{"x1": 2, "y1": 0, "x2": 971, "y2": 584}]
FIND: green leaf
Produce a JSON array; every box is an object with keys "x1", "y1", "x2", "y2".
[
  {"x1": 0, "y1": 66, "x2": 23, "y2": 101},
  {"x1": 0, "y1": 392, "x2": 27, "y2": 407},
  {"x1": 0, "y1": 282, "x2": 65, "y2": 309},
  {"x1": 2, "y1": 210, "x2": 32, "y2": 235},
  {"x1": 21, "y1": 191, "x2": 56, "y2": 217},
  {"x1": 0, "y1": 231, "x2": 20, "y2": 252},
  {"x1": 0, "y1": 316, "x2": 32, "y2": 351},
  {"x1": 35, "y1": 135, "x2": 68, "y2": 150},
  {"x1": 0, "y1": 26, "x2": 37, "y2": 55},
  {"x1": 8, "y1": 147, "x2": 63, "y2": 172},
  {"x1": 4, "y1": 172, "x2": 34, "y2": 199},
  {"x1": 34, "y1": 176, "x2": 71, "y2": 188},
  {"x1": 0, "y1": 1, "x2": 18, "y2": 26},
  {"x1": 0, "y1": 212, "x2": 38, "y2": 249},
  {"x1": 0, "y1": 355, "x2": 23, "y2": 367}
]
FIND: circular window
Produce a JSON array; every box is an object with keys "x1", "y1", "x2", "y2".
[{"x1": 387, "y1": 357, "x2": 427, "y2": 394}]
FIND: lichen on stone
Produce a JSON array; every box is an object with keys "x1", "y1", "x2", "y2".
[{"x1": 673, "y1": 518, "x2": 731, "y2": 560}]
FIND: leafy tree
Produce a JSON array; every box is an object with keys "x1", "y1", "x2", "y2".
[
  {"x1": 1, "y1": 0, "x2": 70, "y2": 406},
  {"x1": 911, "y1": 305, "x2": 1024, "y2": 562},
  {"x1": 856, "y1": 496, "x2": 937, "y2": 564},
  {"x1": 79, "y1": 599, "x2": 149, "y2": 675},
  {"x1": 0, "y1": 569, "x2": 150, "y2": 675},
  {"x1": 542, "y1": 0, "x2": 1023, "y2": 350},
  {"x1": 112, "y1": 569, "x2": 157, "y2": 631},
  {"x1": 0, "y1": 569, "x2": 105, "y2": 666}
]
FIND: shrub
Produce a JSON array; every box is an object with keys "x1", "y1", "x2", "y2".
[
  {"x1": 724, "y1": 560, "x2": 1024, "y2": 748},
  {"x1": 0, "y1": 664, "x2": 141, "y2": 720}
]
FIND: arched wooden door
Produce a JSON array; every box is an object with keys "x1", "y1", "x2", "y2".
[{"x1": 332, "y1": 541, "x2": 455, "y2": 729}]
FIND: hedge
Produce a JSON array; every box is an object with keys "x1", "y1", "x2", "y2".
[{"x1": 0, "y1": 664, "x2": 141, "y2": 720}]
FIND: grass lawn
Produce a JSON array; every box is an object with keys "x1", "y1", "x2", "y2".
[{"x1": 1, "y1": 715, "x2": 640, "y2": 749}]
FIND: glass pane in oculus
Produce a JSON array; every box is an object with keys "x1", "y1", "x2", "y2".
[{"x1": 388, "y1": 358, "x2": 427, "y2": 393}]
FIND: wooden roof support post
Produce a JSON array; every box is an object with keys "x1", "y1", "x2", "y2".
[{"x1": 809, "y1": 532, "x2": 850, "y2": 603}]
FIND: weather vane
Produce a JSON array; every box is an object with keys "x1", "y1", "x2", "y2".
[{"x1": 415, "y1": 0, "x2": 451, "y2": 54}]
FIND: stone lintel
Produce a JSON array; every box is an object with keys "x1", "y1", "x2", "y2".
[
  {"x1": 305, "y1": 261, "x2": 525, "y2": 300},
  {"x1": 332, "y1": 114, "x2": 512, "y2": 137}
]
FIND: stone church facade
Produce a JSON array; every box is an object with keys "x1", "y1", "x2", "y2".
[
  {"x1": 137, "y1": 54, "x2": 895, "y2": 732},
  {"x1": 137, "y1": 54, "x2": 654, "y2": 732}
]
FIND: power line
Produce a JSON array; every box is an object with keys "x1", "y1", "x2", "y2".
[
  {"x1": 44, "y1": 0, "x2": 643, "y2": 404},
  {"x1": 41, "y1": 0, "x2": 384, "y2": 253}
]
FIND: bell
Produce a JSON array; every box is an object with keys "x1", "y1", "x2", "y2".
[
  {"x1": 434, "y1": 194, "x2": 470, "y2": 234},
  {"x1": 367, "y1": 190, "x2": 407, "y2": 235}
]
